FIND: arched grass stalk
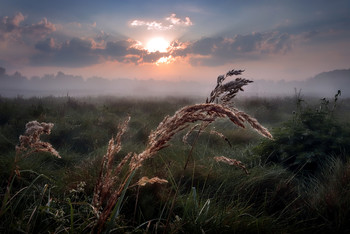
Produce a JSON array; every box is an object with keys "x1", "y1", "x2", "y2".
[{"x1": 91, "y1": 69, "x2": 273, "y2": 233}]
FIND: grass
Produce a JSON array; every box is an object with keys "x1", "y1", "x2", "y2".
[{"x1": 1, "y1": 73, "x2": 350, "y2": 233}]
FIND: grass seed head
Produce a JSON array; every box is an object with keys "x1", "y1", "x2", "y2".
[
  {"x1": 135, "y1": 176, "x2": 168, "y2": 186},
  {"x1": 214, "y1": 156, "x2": 249, "y2": 174},
  {"x1": 16, "y1": 120, "x2": 61, "y2": 158}
]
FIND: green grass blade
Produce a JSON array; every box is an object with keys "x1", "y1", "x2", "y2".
[
  {"x1": 67, "y1": 198, "x2": 74, "y2": 234},
  {"x1": 104, "y1": 170, "x2": 136, "y2": 233}
]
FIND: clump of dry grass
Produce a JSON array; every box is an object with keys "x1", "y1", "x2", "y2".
[
  {"x1": 1, "y1": 120, "x2": 61, "y2": 220},
  {"x1": 92, "y1": 69, "x2": 273, "y2": 232},
  {"x1": 92, "y1": 116, "x2": 131, "y2": 219},
  {"x1": 16, "y1": 121, "x2": 61, "y2": 159},
  {"x1": 14, "y1": 121, "x2": 60, "y2": 176}
]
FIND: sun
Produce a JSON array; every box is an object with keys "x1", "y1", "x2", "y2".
[{"x1": 146, "y1": 37, "x2": 169, "y2": 53}]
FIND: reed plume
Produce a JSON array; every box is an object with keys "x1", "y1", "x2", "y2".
[{"x1": 206, "y1": 69, "x2": 252, "y2": 105}]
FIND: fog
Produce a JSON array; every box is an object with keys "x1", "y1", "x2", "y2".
[{"x1": 1, "y1": 67, "x2": 349, "y2": 98}]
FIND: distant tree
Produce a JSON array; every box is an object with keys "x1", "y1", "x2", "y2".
[{"x1": 0, "y1": 67, "x2": 6, "y2": 77}]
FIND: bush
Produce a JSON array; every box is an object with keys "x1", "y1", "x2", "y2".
[{"x1": 255, "y1": 91, "x2": 350, "y2": 176}]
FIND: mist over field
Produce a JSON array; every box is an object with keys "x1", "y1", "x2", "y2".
[{"x1": 1, "y1": 66, "x2": 349, "y2": 98}]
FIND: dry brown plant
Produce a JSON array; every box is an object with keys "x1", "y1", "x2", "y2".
[
  {"x1": 16, "y1": 121, "x2": 61, "y2": 159},
  {"x1": 92, "y1": 116, "x2": 130, "y2": 215},
  {"x1": 134, "y1": 176, "x2": 168, "y2": 186},
  {"x1": 214, "y1": 156, "x2": 249, "y2": 174},
  {"x1": 210, "y1": 130, "x2": 232, "y2": 147},
  {"x1": 206, "y1": 69, "x2": 252, "y2": 105},
  {"x1": 14, "y1": 121, "x2": 60, "y2": 176},
  {"x1": 182, "y1": 124, "x2": 201, "y2": 145},
  {"x1": 2, "y1": 120, "x2": 60, "y2": 219}
]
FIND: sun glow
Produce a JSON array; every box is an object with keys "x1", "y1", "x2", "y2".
[{"x1": 146, "y1": 37, "x2": 170, "y2": 52}]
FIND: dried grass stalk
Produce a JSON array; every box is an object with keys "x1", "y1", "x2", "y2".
[
  {"x1": 214, "y1": 156, "x2": 249, "y2": 174},
  {"x1": 182, "y1": 122, "x2": 210, "y2": 145},
  {"x1": 232, "y1": 108, "x2": 273, "y2": 139},
  {"x1": 92, "y1": 116, "x2": 130, "y2": 211},
  {"x1": 16, "y1": 120, "x2": 61, "y2": 159},
  {"x1": 210, "y1": 130, "x2": 232, "y2": 147},
  {"x1": 129, "y1": 103, "x2": 272, "y2": 171},
  {"x1": 135, "y1": 176, "x2": 168, "y2": 186},
  {"x1": 182, "y1": 124, "x2": 201, "y2": 145}
]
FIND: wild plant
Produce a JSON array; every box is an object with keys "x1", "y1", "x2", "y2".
[
  {"x1": 256, "y1": 90, "x2": 350, "y2": 176},
  {"x1": 0, "y1": 121, "x2": 61, "y2": 231},
  {"x1": 91, "y1": 69, "x2": 272, "y2": 232}
]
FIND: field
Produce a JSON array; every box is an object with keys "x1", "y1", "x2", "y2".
[{"x1": 1, "y1": 90, "x2": 350, "y2": 233}]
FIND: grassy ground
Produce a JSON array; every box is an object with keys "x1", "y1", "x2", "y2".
[{"x1": 1, "y1": 94, "x2": 350, "y2": 233}]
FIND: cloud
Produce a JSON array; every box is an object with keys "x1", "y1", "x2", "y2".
[
  {"x1": 130, "y1": 20, "x2": 172, "y2": 30},
  {"x1": 35, "y1": 37, "x2": 56, "y2": 52},
  {"x1": 32, "y1": 37, "x2": 100, "y2": 67},
  {"x1": 180, "y1": 31, "x2": 293, "y2": 66},
  {"x1": 104, "y1": 39, "x2": 148, "y2": 63},
  {"x1": 141, "y1": 51, "x2": 169, "y2": 63},
  {"x1": 0, "y1": 12, "x2": 25, "y2": 40},
  {"x1": 32, "y1": 37, "x2": 149, "y2": 66},
  {"x1": 0, "y1": 12, "x2": 25, "y2": 31},
  {"x1": 130, "y1": 13, "x2": 193, "y2": 31},
  {"x1": 30, "y1": 31, "x2": 293, "y2": 67},
  {"x1": 1, "y1": 12, "x2": 295, "y2": 68},
  {"x1": 23, "y1": 17, "x2": 57, "y2": 40},
  {"x1": 0, "y1": 12, "x2": 56, "y2": 42},
  {"x1": 166, "y1": 14, "x2": 193, "y2": 26}
]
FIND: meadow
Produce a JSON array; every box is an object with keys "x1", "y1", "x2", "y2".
[{"x1": 1, "y1": 75, "x2": 350, "y2": 233}]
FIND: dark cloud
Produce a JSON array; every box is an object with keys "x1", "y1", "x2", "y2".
[
  {"x1": 141, "y1": 51, "x2": 169, "y2": 63},
  {"x1": 35, "y1": 38, "x2": 55, "y2": 52},
  {"x1": 30, "y1": 31, "x2": 293, "y2": 67},
  {"x1": 22, "y1": 18, "x2": 56, "y2": 39},
  {"x1": 0, "y1": 12, "x2": 25, "y2": 40},
  {"x1": 32, "y1": 38, "x2": 100, "y2": 67},
  {"x1": 32, "y1": 35, "x2": 175, "y2": 66},
  {"x1": 0, "y1": 12, "x2": 56, "y2": 42},
  {"x1": 104, "y1": 40, "x2": 142, "y2": 57},
  {"x1": 32, "y1": 38, "x2": 150, "y2": 66},
  {"x1": 2, "y1": 12, "x2": 294, "y2": 68},
  {"x1": 181, "y1": 32, "x2": 293, "y2": 66}
]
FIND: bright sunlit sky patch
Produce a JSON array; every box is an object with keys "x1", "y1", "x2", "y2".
[{"x1": 0, "y1": 0, "x2": 349, "y2": 81}]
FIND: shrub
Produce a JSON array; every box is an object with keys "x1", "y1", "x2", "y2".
[{"x1": 255, "y1": 90, "x2": 350, "y2": 176}]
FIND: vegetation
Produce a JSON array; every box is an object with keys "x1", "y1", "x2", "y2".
[
  {"x1": 1, "y1": 71, "x2": 350, "y2": 233},
  {"x1": 256, "y1": 90, "x2": 350, "y2": 176}
]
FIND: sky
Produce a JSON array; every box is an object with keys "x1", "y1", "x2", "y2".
[{"x1": 0, "y1": 0, "x2": 349, "y2": 82}]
